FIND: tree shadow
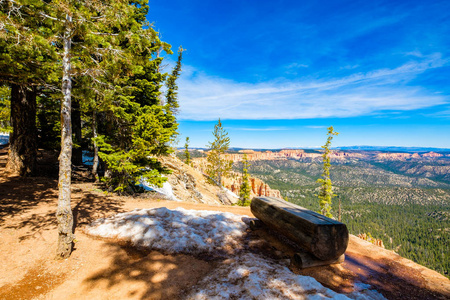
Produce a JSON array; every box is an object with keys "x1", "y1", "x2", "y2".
[
  {"x1": 0, "y1": 174, "x2": 58, "y2": 224},
  {"x1": 342, "y1": 252, "x2": 449, "y2": 300},
  {"x1": 0, "y1": 167, "x2": 126, "y2": 241},
  {"x1": 251, "y1": 224, "x2": 449, "y2": 299},
  {"x1": 80, "y1": 212, "x2": 265, "y2": 299},
  {"x1": 83, "y1": 242, "x2": 216, "y2": 299}
]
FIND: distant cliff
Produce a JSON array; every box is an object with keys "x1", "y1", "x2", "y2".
[
  {"x1": 191, "y1": 157, "x2": 283, "y2": 199},
  {"x1": 222, "y1": 173, "x2": 282, "y2": 199},
  {"x1": 223, "y1": 149, "x2": 448, "y2": 162}
]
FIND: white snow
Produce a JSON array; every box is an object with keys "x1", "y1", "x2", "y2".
[
  {"x1": 85, "y1": 207, "x2": 386, "y2": 300},
  {"x1": 223, "y1": 187, "x2": 239, "y2": 199},
  {"x1": 187, "y1": 253, "x2": 352, "y2": 300},
  {"x1": 85, "y1": 207, "x2": 248, "y2": 255},
  {"x1": 138, "y1": 179, "x2": 180, "y2": 201}
]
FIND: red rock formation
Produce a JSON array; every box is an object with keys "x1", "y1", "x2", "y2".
[
  {"x1": 222, "y1": 174, "x2": 282, "y2": 199},
  {"x1": 422, "y1": 152, "x2": 443, "y2": 158},
  {"x1": 376, "y1": 153, "x2": 412, "y2": 160},
  {"x1": 357, "y1": 233, "x2": 385, "y2": 248}
]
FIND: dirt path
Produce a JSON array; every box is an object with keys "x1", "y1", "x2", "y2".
[{"x1": 0, "y1": 171, "x2": 449, "y2": 299}]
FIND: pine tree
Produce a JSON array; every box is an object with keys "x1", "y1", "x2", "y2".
[
  {"x1": 94, "y1": 25, "x2": 180, "y2": 193},
  {"x1": 184, "y1": 137, "x2": 191, "y2": 165},
  {"x1": 317, "y1": 126, "x2": 339, "y2": 218},
  {"x1": 239, "y1": 154, "x2": 251, "y2": 206},
  {"x1": 1, "y1": 0, "x2": 181, "y2": 258},
  {"x1": 206, "y1": 119, "x2": 232, "y2": 187},
  {"x1": 165, "y1": 46, "x2": 184, "y2": 113},
  {"x1": 0, "y1": 0, "x2": 59, "y2": 175}
]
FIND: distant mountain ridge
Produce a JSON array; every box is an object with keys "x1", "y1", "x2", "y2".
[
  {"x1": 335, "y1": 146, "x2": 450, "y2": 153},
  {"x1": 180, "y1": 145, "x2": 450, "y2": 153}
]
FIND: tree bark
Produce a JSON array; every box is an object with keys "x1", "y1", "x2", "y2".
[
  {"x1": 71, "y1": 99, "x2": 82, "y2": 165},
  {"x1": 56, "y1": 15, "x2": 74, "y2": 260},
  {"x1": 92, "y1": 110, "x2": 99, "y2": 181},
  {"x1": 6, "y1": 84, "x2": 37, "y2": 176}
]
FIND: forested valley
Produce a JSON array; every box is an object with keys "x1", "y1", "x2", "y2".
[{"x1": 234, "y1": 154, "x2": 450, "y2": 278}]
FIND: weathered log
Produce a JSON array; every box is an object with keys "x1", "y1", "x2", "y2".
[
  {"x1": 249, "y1": 219, "x2": 264, "y2": 230},
  {"x1": 292, "y1": 252, "x2": 345, "y2": 269},
  {"x1": 250, "y1": 196, "x2": 349, "y2": 261}
]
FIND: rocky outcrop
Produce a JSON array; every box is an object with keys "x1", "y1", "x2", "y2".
[
  {"x1": 422, "y1": 152, "x2": 443, "y2": 158},
  {"x1": 375, "y1": 153, "x2": 413, "y2": 160},
  {"x1": 213, "y1": 149, "x2": 448, "y2": 163},
  {"x1": 191, "y1": 157, "x2": 282, "y2": 199},
  {"x1": 357, "y1": 233, "x2": 385, "y2": 248},
  {"x1": 222, "y1": 173, "x2": 282, "y2": 199},
  {"x1": 159, "y1": 155, "x2": 238, "y2": 205}
]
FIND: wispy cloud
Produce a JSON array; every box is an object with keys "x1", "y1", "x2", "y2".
[
  {"x1": 305, "y1": 126, "x2": 327, "y2": 129},
  {"x1": 424, "y1": 106, "x2": 450, "y2": 119},
  {"x1": 178, "y1": 53, "x2": 449, "y2": 121},
  {"x1": 226, "y1": 126, "x2": 289, "y2": 131}
]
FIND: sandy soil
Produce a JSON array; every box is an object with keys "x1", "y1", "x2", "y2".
[{"x1": 0, "y1": 167, "x2": 449, "y2": 300}]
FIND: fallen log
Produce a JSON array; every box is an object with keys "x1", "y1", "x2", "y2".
[
  {"x1": 250, "y1": 196, "x2": 349, "y2": 261},
  {"x1": 292, "y1": 252, "x2": 345, "y2": 269}
]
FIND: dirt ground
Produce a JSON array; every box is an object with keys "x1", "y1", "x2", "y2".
[{"x1": 0, "y1": 167, "x2": 449, "y2": 299}]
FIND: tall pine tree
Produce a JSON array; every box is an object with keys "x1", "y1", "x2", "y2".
[
  {"x1": 206, "y1": 119, "x2": 232, "y2": 187},
  {"x1": 0, "y1": 0, "x2": 59, "y2": 175},
  {"x1": 184, "y1": 137, "x2": 191, "y2": 165},
  {"x1": 239, "y1": 154, "x2": 251, "y2": 206},
  {"x1": 317, "y1": 126, "x2": 339, "y2": 218}
]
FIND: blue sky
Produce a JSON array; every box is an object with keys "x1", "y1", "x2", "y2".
[{"x1": 148, "y1": 0, "x2": 450, "y2": 149}]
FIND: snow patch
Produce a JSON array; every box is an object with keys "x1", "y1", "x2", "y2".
[
  {"x1": 187, "y1": 252, "x2": 352, "y2": 299},
  {"x1": 347, "y1": 282, "x2": 387, "y2": 300},
  {"x1": 223, "y1": 187, "x2": 239, "y2": 199},
  {"x1": 139, "y1": 179, "x2": 180, "y2": 201},
  {"x1": 85, "y1": 207, "x2": 386, "y2": 300},
  {"x1": 85, "y1": 207, "x2": 248, "y2": 255}
]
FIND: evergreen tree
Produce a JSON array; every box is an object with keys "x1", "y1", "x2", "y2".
[
  {"x1": 95, "y1": 24, "x2": 180, "y2": 193},
  {"x1": 0, "y1": 0, "x2": 59, "y2": 175},
  {"x1": 184, "y1": 137, "x2": 191, "y2": 165},
  {"x1": 239, "y1": 154, "x2": 251, "y2": 206},
  {"x1": 1, "y1": 0, "x2": 181, "y2": 258},
  {"x1": 317, "y1": 126, "x2": 339, "y2": 218},
  {"x1": 165, "y1": 46, "x2": 184, "y2": 113},
  {"x1": 206, "y1": 119, "x2": 232, "y2": 187}
]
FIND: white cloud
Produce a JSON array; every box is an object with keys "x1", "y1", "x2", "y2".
[
  {"x1": 178, "y1": 54, "x2": 448, "y2": 121},
  {"x1": 305, "y1": 126, "x2": 327, "y2": 129},
  {"x1": 226, "y1": 126, "x2": 289, "y2": 131}
]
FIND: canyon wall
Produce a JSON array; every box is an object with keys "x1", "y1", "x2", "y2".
[{"x1": 222, "y1": 174, "x2": 282, "y2": 199}]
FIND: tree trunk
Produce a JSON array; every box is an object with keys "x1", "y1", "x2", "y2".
[
  {"x1": 71, "y1": 99, "x2": 82, "y2": 165},
  {"x1": 6, "y1": 84, "x2": 37, "y2": 176},
  {"x1": 92, "y1": 110, "x2": 99, "y2": 181},
  {"x1": 217, "y1": 153, "x2": 222, "y2": 188},
  {"x1": 56, "y1": 15, "x2": 74, "y2": 260}
]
